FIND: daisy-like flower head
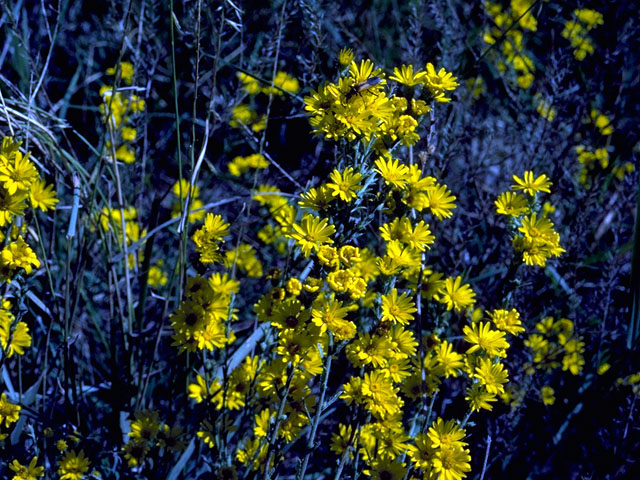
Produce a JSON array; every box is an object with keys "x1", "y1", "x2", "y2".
[
  {"x1": 463, "y1": 321, "x2": 510, "y2": 358},
  {"x1": 431, "y1": 444, "x2": 472, "y2": 480},
  {"x1": 1, "y1": 235, "x2": 40, "y2": 275},
  {"x1": 424, "y1": 183, "x2": 457, "y2": 219},
  {"x1": 424, "y1": 63, "x2": 459, "y2": 102},
  {"x1": 348, "y1": 59, "x2": 384, "y2": 85},
  {"x1": 0, "y1": 392, "x2": 21, "y2": 427},
  {"x1": 427, "y1": 418, "x2": 467, "y2": 449},
  {"x1": 374, "y1": 156, "x2": 410, "y2": 189},
  {"x1": 57, "y1": 450, "x2": 90, "y2": 480},
  {"x1": 495, "y1": 191, "x2": 528, "y2": 217},
  {"x1": 474, "y1": 358, "x2": 509, "y2": 395},
  {"x1": 434, "y1": 340, "x2": 464, "y2": 378},
  {"x1": 326, "y1": 166, "x2": 363, "y2": 202},
  {"x1": 435, "y1": 276, "x2": 476, "y2": 312},
  {"x1": 465, "y1": 384, "x2": 497, "y2": 412},
  {"x1": 10, "y1": 456, "x2": 45, "y2": 480},
  {"x1": 290, "y1": 214, "x2": 336, "y2": 257},
  {"x1": 0, "y1": 150, "x2": 38, "y2": 195},
  {"x1": 406, "y1": 220, "x2": 435, "y2": 251},
  {"x1": 338, "y1": 47, "x2": 354, "y2": 66},
  {"x1": 298, "y1": 184, "x2": 334, "y2": 211},
  {"x1": 0, "y1": 318, "x2": 32, "y2": 357},
  {"x1": 512, "y1": 171, "x2": 552, "y2": 196},
  {"x1": 380, "y1": 288, "x2": 416, "y2": 325},
  {"x1": 29, "y1": 178, "x2": 59, "y2": 212},
  {"x1": 389, "y1": 64, "x2": 426, "y2": 87},
  {"x1": 488, "y1": 308, "x2": 525, "y2": 336}
]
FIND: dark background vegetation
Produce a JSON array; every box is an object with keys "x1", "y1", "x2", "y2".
[{"x1": 0, "y1": 0, "x2": 638, "y2": 478}]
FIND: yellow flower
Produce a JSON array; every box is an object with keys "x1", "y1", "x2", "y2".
[
  {"x1": 188, "y1": 374, "x2": 211, "y2": 403},
  {"x1": 330, "y1": 424, "x2": 354, "y2": 455},
  {"x1": 408, "y1": 433, "x2": 437, "y2": 470},
  {"x1": 348, "y1": 59, "x2": 383, "y2": 85},
  {"x1": 0, "y1": 392, "x2": 21, "y2": 427},
  {"x1": 488, "y1": 308, "x2": 525, "y2": 336},
  {"x1": 0, "y1": 315, "x2": 32, "y2": 357},
  {"x1": 147, "y1": 264, "x2": 168, "y2": 288},
  {"x1": 0, "y1": 189, "x2": 27, "y2": 226},
  {"x1": 495, "y1": 191, "x2": 528, "y2": 216},
  {"x1": 121, "y1": 126, "x2": 137, "y2": 141},
  {"x1": 29, "y1": 178, "x2": 59, "y2": 211},
  {"x1": 128, "y1": 410, "x2": 161, "y2": 443},
  {"x1": 254, "y1": 409, "x2": 273, "y2": 437},
  {"x1": 290, "y1": 214, "x2": 336, "y2": 257},
  {"x1": 434, "y1": 340, "x2": 464, "y2": 378},
  {"x1": 106, "y1": 61, "x2": 134, "y2": 84},
  {"x1": 465, "y1": 384, "x2": 497, "y2": 412},
  {"x1": 541, "y1": 385, "x2": 555, "y2": 405},
  {"x1": 0, "y1": 151, "x2": 38, "y2": 195},
  {"x1": 512, "y1": 171, "x2": 552, "y2": 196},
  {"x1": 405, "y1": 220, "x2": 435, "y2": 251},
  {"x1": 228, "y1": 153, "x2": 269, "y2": 176},
  {"x1": 360, "y1": 370, "x2": 403, "y2": 419},
  {"x1": 474, "y1": 358, "x2": 509, "y2": 394},
  {"x1": 1, "y1": 236, "x2": 40, "y2": 274},
  {"x1": 237, "y1": 72, "x2": 261, "y2": 95},
  {"x1": 435, "y1": 276, "x2": 476, "y2": 312},
  {"x1": 115, "y1": 144, "x2": 135, "y2": 164},
  {"x1": 57, "y1": 450, "x2": 90, "y2": 480},
  {"x1": 298, "y1": 184, "x2": 334, "y2": 211},
  {"x1": 424, "y1": 183, "x2": 457, "y2": 219},
  {"x1": 374, "y1": 156, "x2": 410, "y2": 189},
  {"x1": 317, "y1": 245, "x2": 339, "y2": 268},
  {"x1": 432, "y1": 444, "x2": 472, "y2": 480},
  {"x1": 326, "y1": 166, "x2": 363, "y2": 202},
  {"x1": 380, "y1": 288, "x2": 416, "y2": 325},
  {"x1": 9, "y1": 456, "x2": 44, "y2": 480},
  {"x1": 590, "y1": 109, "x2": 614, "y2": 135},
  {"x1": 311, "y1": 295, "x2": 357, "y2": 341},
  {"x1": 389, "y1": 64, "x2": 426, "y2": 86},
  {"x1": 423, "y1": 63, "x2": 459, "y2": 102},
  {"x1": 338, "y1": 48, "x2": 354, "y2": 66},
  {"x1": 264, "y1": 71, "x2": 299, "y2": 95},
  {"x1": 427, "y1": 418, "x2": 467, "y2": 449},
  {"x1": 463, "y1": 321, "x2": 510, "y2": 357}
]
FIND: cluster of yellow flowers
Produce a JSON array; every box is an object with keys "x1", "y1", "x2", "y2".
[
  {"x1": 484, "y1": 0, "x2": 538, "y2": 89},
  {"x1": 524, "y1": 316, "x2": 585, "y2": 376},
  {"x1": 230, "y1": 71, "x2": 300, "y2": 132},
  {"x1": 228, "y1": 152, "x2": 269, "y2": 176},
  {"x1": 617, "y1": 371, "x2": 640, "y2": 398},
  {"x1": 534, "y1": 93, "x2": 556, "y2": 122},
  {"x1": 170, "y1": 179, "x2": 206, "y2": 224},
  {"x1": 170, "y1": 214, "x2": 239, "y2": 352},
  {"x1": 0, "y1": 137, "x2": 57, "y2": 360},
  {"x1": 100, "y1": 61, "x2": 145, "y2": 164},
  {"x1": 167, "y1": 56, "x2": 482, "y2": 479},
  {"x1": 495, "y1": 171, "x2": 564, "y2": 267},
  {"x1": 0, "y1": 392, "x2": 21, "y2": 440},
  {"x1": 121, "y1": 410, "x2": 186, "y2": 467},
  {"x1": 304, "y1": 58, "x2": 457, "y2": 144},
  {"x1": 174, "y1": 54, "x2": 567, "y2": 479},
  {"x1": 561, "y1": 9, "x2": 603, "y2": 61},
  {"x1": 99, "y1": 205, "x2": 145, "y2": 269},
  {"x1": 575, "y1": 110, "x2": 634, "y2": 187}
]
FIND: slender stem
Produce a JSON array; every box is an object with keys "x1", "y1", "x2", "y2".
[
  {"x1": 263, "y1": 366, "x2": 296, "y2": 480},
  {"x1": 479, "y1": 434, "x2": 492, "y2": 480},
  {"x1": 460, "y1": 410, "x2": 473, "y2": 428},
  {"x1": 296, "y1": 345, "x2": 333, "y2": 480}
]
